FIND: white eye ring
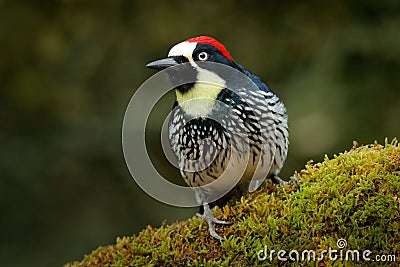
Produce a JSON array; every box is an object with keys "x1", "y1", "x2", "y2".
[{"x1": 197, "y1": 51, "x2": 208, "y2": 61}]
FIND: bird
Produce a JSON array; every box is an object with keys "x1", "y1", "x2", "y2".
[{"x1": 146, "y1": 36, "x2": 290, "y2": 240}]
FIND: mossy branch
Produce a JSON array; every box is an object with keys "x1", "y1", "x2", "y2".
[{"x1": 66, "y1": 139, "x2": 400, "y2": 266}]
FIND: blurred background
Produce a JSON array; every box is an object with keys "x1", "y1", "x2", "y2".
[{"x1": 1, "y1": 0, "x2": 399, "y2": 266}]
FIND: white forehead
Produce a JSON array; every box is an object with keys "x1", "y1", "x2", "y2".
[{"x1": 168, "y1": 41, "x2": 197, "y2": 59}]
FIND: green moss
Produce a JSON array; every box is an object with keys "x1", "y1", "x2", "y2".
[{"x1": 66, "y1": 140, "x2": 400, "y2": 266}]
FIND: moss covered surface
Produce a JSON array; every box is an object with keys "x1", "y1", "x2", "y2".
[{"x1": 66, "y1": 140, "x2": 400, "y2": 266}]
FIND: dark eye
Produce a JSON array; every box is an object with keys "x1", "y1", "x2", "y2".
[{"x1": 197, "y1": 51, "x2": 209, "y2": 61}]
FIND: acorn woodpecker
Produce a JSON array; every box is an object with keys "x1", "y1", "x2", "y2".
[{"x1": 146, "y1": 36, "x2": 290, "y2": 240}]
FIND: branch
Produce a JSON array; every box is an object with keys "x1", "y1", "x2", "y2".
[{"x1": 66, "y1": 139, "x2": 400, "y2": 266}]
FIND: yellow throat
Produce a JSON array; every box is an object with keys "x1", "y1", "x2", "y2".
[
  {"x1": 176, "y1": 65, "x2": 226, "y2": 117},
  {"x1": 176, "y1": 82, "x2": 224, "y2": 117}
]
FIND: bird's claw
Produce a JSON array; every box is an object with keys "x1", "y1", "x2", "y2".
[
  {"x1": 270, "y1": 174, "x2": 287, "y2": 186},
  {"x1": 196, "y1": 213, "x2": 232, "y2": 225},
  {"x1": 196, "y1": 205, "x2": 231, "y2": 241},
  {"x1": 289, "y1": 176, "x2": 300, "y2": 189},
  {"x1": 270, "y1": 174, "x2": 300, "y2": 189}
]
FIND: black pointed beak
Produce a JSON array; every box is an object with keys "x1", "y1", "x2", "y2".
[{"x1": 146, "y1": 57, "x2": 179, "y2": 70}]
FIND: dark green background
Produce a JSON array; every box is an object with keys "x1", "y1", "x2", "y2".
[{"x1": 1, "y1": 1, "x2": 399, "y2": 266}]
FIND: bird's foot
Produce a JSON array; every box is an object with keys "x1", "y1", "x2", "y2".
[
  {"x1": 270, "y1": 174, "x2": 300, "y2": 189},
  {"x1": 196, "y1": 204, "x2": 231, "y2": 241},
  {"x1": 289, "y1": 176, "x2": 299, "y2": 188}
]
